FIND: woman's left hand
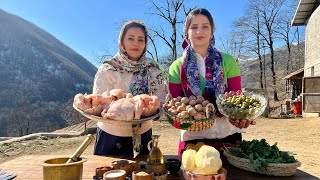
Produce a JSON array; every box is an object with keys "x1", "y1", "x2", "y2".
[{"x1": 229, "y1": 119, "x2": 256, "y2": 129}]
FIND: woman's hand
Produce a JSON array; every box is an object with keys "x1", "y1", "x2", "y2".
[
  {"x1": 229, "y1": 119, "x2": 256, "y2": 129},
  {"x1": 224, "y1": 90, "x2": 256, "y2": 128}
]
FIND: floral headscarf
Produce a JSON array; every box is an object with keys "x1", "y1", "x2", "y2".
[
  {"x1": 103, "y1": 20, "x2": 166, "y2": 97},
  {"x1": 181, "y1": 37, "x2": 226, "y2": 98}
]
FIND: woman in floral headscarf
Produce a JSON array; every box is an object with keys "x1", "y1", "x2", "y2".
[
  {"x1": 93, "y1": 20, "x2": 167, "y2": 156},
  {"x1": 168, "y1": 8, "x2": 255, "y2": 156}
]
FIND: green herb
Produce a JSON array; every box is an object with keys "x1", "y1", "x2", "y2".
[{"x1": 228, "y1": 139, "x2": 297, "y2": 171}]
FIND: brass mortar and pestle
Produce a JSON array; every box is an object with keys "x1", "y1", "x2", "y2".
[{"x1": 42, "y1": 134, "x2": 95, "y2": 180}]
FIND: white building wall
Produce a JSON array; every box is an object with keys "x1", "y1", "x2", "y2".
[{"x1": 304, "y1": 5, "x2": 320, "y2": 77}]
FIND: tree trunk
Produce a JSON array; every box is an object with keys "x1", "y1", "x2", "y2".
[
  {"x1": 259, "y1": 54, "x2": 264, "y2": 89},
  {"x1": 172, "y1": 24, "x2": 177, "y2": 60},
  {"x1": 263, "y1": 54, "x2": 267, "y2": 88},
  {"x1": 270, "y1": 48, "x2": 279, "y2": 101},
  {"x1": 257, "y1": 28, "x2": 263, "y2": 89},
  {"x1": 274, "y1": 90, "x2": 279, "y2": 101},
  {"x1": 286, "y1": 41, "x2": 291, "y2": 73}
]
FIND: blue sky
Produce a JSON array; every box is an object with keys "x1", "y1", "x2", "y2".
[{"x1": 0, "y1": 0, "x2": 248, "y2": 67}]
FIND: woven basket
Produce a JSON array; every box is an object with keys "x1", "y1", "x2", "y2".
[
  {"x1": 164, "y1": 94, "x2": 216, "y2": 132},
  {"x1": 223, "y1": 150, "x2": 301, "y2": 176},
  {"x1": 164, "y1": 110, "x2": 215, "y2": 132}
]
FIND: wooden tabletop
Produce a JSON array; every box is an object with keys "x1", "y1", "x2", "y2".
[{"x1": 0, "y1": 155, "x2": 317, "y2": 180}]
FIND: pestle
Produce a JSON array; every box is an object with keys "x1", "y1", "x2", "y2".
[{"x1": 66, "y1": 134, "x2": 95, "y2": 164}]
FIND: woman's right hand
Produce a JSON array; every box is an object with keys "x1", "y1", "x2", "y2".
[{"x1": 229, "y1": 119, "x2": 256, "y2": 129}]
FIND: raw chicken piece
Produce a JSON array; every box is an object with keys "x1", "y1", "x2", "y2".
[
  {"x1": 103, "y1": 97, "x2": 144, "y2": 120},
  {"x1": 102, "y1": 89, "x2": 133, "y2": 101},
  {"x1": 133, "y1": 94, "x2": 160, "y2": 117},
  {"x1": 74, "y1": 93, "x2": 91, "y2": 111},
  {"x1": 73, "y1": 93, "x2": 112, "y2": 116},
  {"x1": 83, "y1": 94, "x2": 112, "y2": 116}
]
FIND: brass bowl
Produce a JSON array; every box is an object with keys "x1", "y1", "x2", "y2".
[{"x1": 42, "y1": 157, "x2": 87, "y2": 180}]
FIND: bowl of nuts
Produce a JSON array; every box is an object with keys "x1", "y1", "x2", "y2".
[
  {"x1": 216, "y1": 91, "x2": 267, "y2": 121},
  {"x1": 163, "y1": 94, "x2": 216, "y2": 132}
]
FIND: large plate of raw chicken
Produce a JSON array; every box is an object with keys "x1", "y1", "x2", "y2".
[{"x1": 73, "y1": 89, "x2": 161, "y2": 125}]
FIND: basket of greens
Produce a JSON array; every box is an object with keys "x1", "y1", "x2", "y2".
[{"x1": 223, "y1": 139, "x2": 301, "y2": 176}]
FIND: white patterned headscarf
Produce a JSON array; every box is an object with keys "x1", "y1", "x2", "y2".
[{"x1": 103, "y1": 20, "x2": 166, "y2": 97}]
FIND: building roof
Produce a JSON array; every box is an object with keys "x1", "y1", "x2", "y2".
[
  {"x1": 291, "y1": 0, "x2": 320, "y2": 26},
  {"x1": 283, "y1": 68, "x2": 304, "y2": 80}
]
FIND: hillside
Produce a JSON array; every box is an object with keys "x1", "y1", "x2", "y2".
[
  {"x1": 239, "y1": 42, "x2": 305, "y2": 99},
  {"x1": 0, "y1": 9, "x2": 97, "y2": 136}
]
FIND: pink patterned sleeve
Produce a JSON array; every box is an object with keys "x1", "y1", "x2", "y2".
[
  {"x1": 227, "y1": 76, "x2": 242, "y2": 92},
  {"x1": 168, "y1": 83, "x2": 184, "y2": 98}
]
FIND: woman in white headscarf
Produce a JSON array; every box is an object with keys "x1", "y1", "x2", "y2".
[{"x1": 93, "y1": 20, "x2": 167, "y2": 156}]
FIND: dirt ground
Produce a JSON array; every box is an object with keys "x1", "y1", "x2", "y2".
[{"x1": 1, "y1": 117, "x2": 319, "y2": 178}]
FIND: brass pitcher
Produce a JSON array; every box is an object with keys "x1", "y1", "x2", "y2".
[{"x1": 147, "y1": 135, "x2": 163, "y2": 164}]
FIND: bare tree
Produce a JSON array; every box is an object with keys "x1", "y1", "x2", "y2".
[
  {"x1": 147, "y1": 0, "x2": 196, "y2": 64},
  {"x1": 92, "y1": 48, "x2": 113, "y2": 65},
  {"x1": 147, "y1": 34, "x2": 159, "y2": 62},
  {"x1": 292, "y1": 26, "x2": 305, "y2": 69},
  {"x1": 217, "y1": 30, "x2": 246, "y2": 61},
  {"x1": 232, "y1": 0, "x2": 265, "y2": 89},
  {"x1": 275, "y1": 13, "x2": 294, "y2": 73},
  {"x1": 258, "y1": 0, "x2": 286, "y2": 101},
  {"x1": 7, "y1": 106, "x2": 35, "y2": 136},
  {"x1": 290, "y1": 0, "x2": 305, "y2": 68},
  {"x1": 182, "y1": 4, "x2": 196, "y2": 16},
  {"x1": 275, "y1": 0, "x2": 300, "y2": 73},
  {"x1": 250, "y1": 1, "x2": 264, "y2": 89}
]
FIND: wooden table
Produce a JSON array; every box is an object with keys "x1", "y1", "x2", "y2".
[{"x1": 0, "y1": 155, "x2": 317, "y2": 180}]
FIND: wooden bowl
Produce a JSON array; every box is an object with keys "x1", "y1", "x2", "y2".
[{"x1": 132, "y1": 170, "x2": 154, "y2": 180}]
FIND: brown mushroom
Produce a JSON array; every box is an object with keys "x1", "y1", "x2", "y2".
[
  {"x1": 186, "y1": 105, "x2": 192, "y2": 111},
  {"x1": 202, "y1": 100, "x2": 209, "y2": 107},
  {"x1": 189, "y1": 95, "x2": 197, "y2": 101},
  {"x1": 177, "y1": 105, "x2": 186, "y2": 112},
  {"x1": 171, "y1": 109, "x2": 178, "y2": 115},
  {"x1": 175, "y1": 102, "x2": 182, "y2": 107},
  {"x1": 187, "y1": 107, "x2": 197, "y2": 117},
  {"x1": 196, "y1": 96, "x2": 205, "y2": 104},
  {"x1": 181, "y1": 97, "x2": 189, "y2": 105},
  {"x1": 195, "y1": 104, "x2": 203, "y2": 112},
  {"x1": 194, "y1": 113, "x2": 203, "y2": 120},
  {"x1": 189, "y1": 100, "x2": 197, "y2": 106},
  {"x1": 180, "y1": 111, "x2": 190, "y2": 118}
]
